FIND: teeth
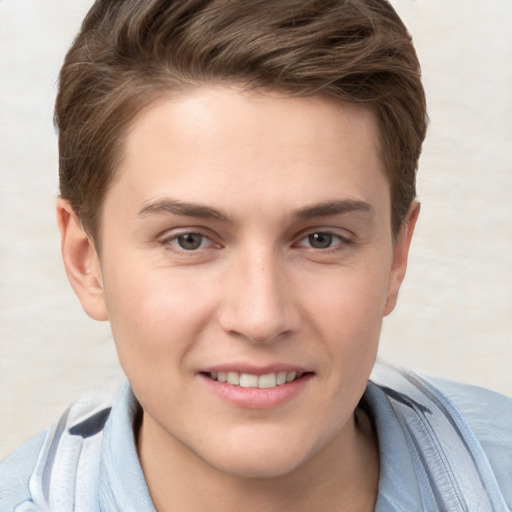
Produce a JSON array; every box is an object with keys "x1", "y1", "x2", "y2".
[
  {"x1": 240, "y1": 373, "x2": 258, "y2": 388},
  {"x1": 286, "y1": 371, "x2": 297, "y2": 383},
  {"x1": 258, "y1": 373, "x2": 277, "y2": 388},
  {"x1": 227, "y1": 372, "x2": 240, "y2": 385},
  {"x1": 276, "y1": 371, "x2": 287, "y2": 385},
  {"x1": 208, "y1": 371, "x2": 301, "y2": 388}
]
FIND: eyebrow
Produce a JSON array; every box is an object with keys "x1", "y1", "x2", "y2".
[
  {"x1": 137, "y1": 198, "x2": 373, "y2": 222},
  {"x1": 294, "y1": 199, "x2": 374, "y2": 219},
  {"x1": 137, "y1": 199, "x2": 230, "y2": 222}
]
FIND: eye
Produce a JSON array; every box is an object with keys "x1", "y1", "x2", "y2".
[
  {"x1": 176, "y1": 233, "x2": 204, "y2": 250},
  {"x1": 296, "y1": 231, "x2": 348, "y2": 250},
  {"x1": 161, "y1": 231, "x2": 217, "y2": 252},
  {"x1": 307, "y1": 232, "x2": 334, "y2": 249}
]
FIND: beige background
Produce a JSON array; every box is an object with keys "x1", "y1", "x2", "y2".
[{"x1": 1, "y1": 0, "x2": 511, "y2": 459}]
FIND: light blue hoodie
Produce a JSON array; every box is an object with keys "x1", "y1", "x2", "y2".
[{"x1": 1, "y1": 363, "x2": 511, "y2": 511}]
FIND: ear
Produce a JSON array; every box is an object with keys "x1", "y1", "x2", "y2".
[
  {"x1": 56, "y1": 198, "x2": 109, "y2": 321},
  {"x1": 383, "y1": 201, "x2": 420, "y2": 316}
]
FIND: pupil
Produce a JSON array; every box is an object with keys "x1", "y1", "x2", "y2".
[
  {"x1": 309, "y1": 233, "x2": 332, "y2": 249},
  {"x1": 178, "y1": 233, "x2": 202, "y2": 250}
]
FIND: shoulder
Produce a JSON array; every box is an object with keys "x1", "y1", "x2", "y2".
[
  {"x1": 370, "y1": 363, "x2": 512, "y2": 509},
  {"x1": 0, "y1": 395, "x2": 112, "y2": 511},
  {"x1": 428, "y1": 376, "x2": 512, "y2": 503},
  {"x1": 0, "y1": 432, "x2": 47, "y2": 510},
  {"x1": 429, "y1": 375, "x2": 512, "y2": 437}
]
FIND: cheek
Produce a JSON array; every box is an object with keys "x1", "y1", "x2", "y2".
[
  {"x1": 101, "y1": 263, "x2": 216, "y2": 377},
  {"x1": 307, "y1": 258, "x2": 390, "y2": 330},
  {"x1": 303, "y1": 258, "x2": 390, "y2": 373}
]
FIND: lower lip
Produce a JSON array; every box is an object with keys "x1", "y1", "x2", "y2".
[{"x1": 199, "y1": 373, "x2": 313, "y2": 409}]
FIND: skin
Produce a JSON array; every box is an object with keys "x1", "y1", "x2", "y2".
[{"x1": 57, "y1": 85, "x2": 418, "y2": 512}]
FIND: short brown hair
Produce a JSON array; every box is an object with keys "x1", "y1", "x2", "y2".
[{"x1": 56, "y1": 0, "x2": 427, "y2": 241}]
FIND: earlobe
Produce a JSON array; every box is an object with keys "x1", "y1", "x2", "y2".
[
  {"x1": 383, "y1": 202, "x2": 420, "y2": 316},
  {"x1": 56, "y1": 199, "x2": 109, "y2": 321}
]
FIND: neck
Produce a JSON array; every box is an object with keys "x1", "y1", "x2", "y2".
[{"x1": 137, "y1": 406, "x2": 379, "y2": 512}]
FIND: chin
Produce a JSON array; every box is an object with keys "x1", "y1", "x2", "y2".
[
  {"x1": 199, "y1": 428, "x2": 322, "y2": 480},
  {"x1": 211, "y1": 452, "x2": 308, "y2": 480}
]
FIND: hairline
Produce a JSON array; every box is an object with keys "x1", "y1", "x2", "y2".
[{"x1": 86, "y1": 81, "x2": 404, "y2": 254}]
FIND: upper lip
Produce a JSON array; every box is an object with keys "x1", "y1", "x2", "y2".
[{"x1": 200, "y1": 363, "x2": 312, "y2": 376}]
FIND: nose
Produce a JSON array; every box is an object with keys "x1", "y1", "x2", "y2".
[{"x1": 217, "y1": 248, "x2": 300, "y2": 344}]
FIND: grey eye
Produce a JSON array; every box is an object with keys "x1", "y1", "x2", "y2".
[
  {"x1": 177, "y1": 233, "x2": 203, "y2": 250},
  {"x1": 308, "y1": 233, "x2": 333, "y2": 249}
]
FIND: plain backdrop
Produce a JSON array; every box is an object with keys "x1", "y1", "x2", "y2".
[{"x1": 1, "y1": 0, "x2": 511, "y2": 459}]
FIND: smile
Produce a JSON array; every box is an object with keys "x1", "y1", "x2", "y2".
[
  {"x1": 200, "y1": 369, "x2": 313, "y2": 409},
  {"x1": 206, "y1": 371, "x2": 303, "y2": 389}
]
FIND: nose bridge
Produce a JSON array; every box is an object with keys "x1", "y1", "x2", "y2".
[{"x1": 218, "y1": 243, "x2": 298, "y2": 343}]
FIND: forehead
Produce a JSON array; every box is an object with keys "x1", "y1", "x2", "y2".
[
  {"x1": 127, "y1": 86, "x2": 380, "y2": 153},
  {"x1": 105, "y1": 86, "x2": 389, "y2": 226}
]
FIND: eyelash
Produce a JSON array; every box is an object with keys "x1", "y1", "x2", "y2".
[
  {"x1": 160, "y1": 230, "x2": 219, "y2": 252},
  {"x1": 159, "y1": 229, "x2": 351, "y2": 254},
  {"x1": 295, "y1": 231, "x2": 351, "y2": 252}
]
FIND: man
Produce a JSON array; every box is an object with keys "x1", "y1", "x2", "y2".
[{"x1": 1, "y1": 1, "x2": 510, "y2": 511}]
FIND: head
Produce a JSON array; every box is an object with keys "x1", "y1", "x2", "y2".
[
  {"x1": 55, "y1": 0, "x2": 426, "y2": 487},
  {"x1": 56, "y1": 0, "x2": 426, "y2": 245}
]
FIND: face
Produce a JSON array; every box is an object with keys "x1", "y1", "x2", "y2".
[{"x1": 73, "y1": 86, "x2": 415, "y2": 479}]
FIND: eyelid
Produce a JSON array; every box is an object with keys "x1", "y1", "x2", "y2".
[
  {"x1": 159, "y1": 228, "x2": 222, "y2": 251},
  {"x1": 294, "y1": 228, "x2": 352, "y2": 249}
]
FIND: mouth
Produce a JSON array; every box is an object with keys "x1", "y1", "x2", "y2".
[
  {"x1": 202, "y1": 370, "x2": 309, "y2": 389},
  {"x1": 199, "y1": 368, "x2": 314, "y2": 408}
]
